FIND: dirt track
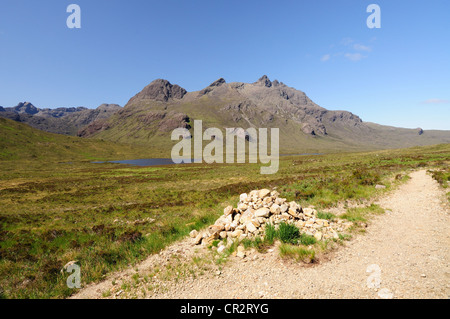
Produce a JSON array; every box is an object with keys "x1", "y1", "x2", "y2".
[{"x1": 72, "y1": 169, "x2": 449, "y2": 299}]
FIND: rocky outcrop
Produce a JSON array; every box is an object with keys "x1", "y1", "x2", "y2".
[
  {"x1": 158, "y1": 113, "x2": 191, "y2": 132},
  {"x1": 77, "y1": 119, "x2": 110, "y2": 137},
  {"x1": 301, "y1": 123, "x2": 316, "y2": 136},
  {"x1": 191, "y1": 189, "x2": 353, "y2": 248},
  {"x1": 325, "y1": 110, "x2": 363, "y2": 126},
  {"x1": 138, "y1": 111, "x2": 191, "y2": 132}
]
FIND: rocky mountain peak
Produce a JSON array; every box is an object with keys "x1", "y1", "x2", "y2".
[
  {"x1": 198, "y1": 78, "x2": 227, "y2": 96},
  {"x1": 128, "y1": 79, "x2": 187, "y2": 104},
  {"x1": 210, "y1": 78, "x2": 226, "y2": 87},
  {"x1": 254, "y1": 75, "x2": 272, "y2": 88},
  {"x1": 14, "y1": 102, "x2": 39, "y2": 115}
]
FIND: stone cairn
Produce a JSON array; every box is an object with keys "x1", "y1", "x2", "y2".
[{"x1": 190, "y1": 189, "x2": 353, "y2": 249}]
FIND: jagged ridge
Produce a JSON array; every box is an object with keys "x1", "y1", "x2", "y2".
[{"x1": 78, "y1": 75, "x2": 450, "y2": 154}]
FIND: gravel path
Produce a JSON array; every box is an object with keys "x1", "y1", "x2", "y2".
[{"x1": 73, "y1": 169, "x2": 449, "y2": 299}]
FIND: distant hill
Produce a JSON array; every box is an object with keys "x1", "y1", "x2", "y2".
[
  {"x1": 0, "y1": 102, "x2": 122, "y2": 135},
  {"x1": 78, "y1": 75, "x2": 450, "y2": 155},
  {"x1": 0, "y1": 117, "x2": 155, "y2": 161}
]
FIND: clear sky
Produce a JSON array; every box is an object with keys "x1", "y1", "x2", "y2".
[{"x1": 0, "y1": 0, "x2": 449, "y2": 130}]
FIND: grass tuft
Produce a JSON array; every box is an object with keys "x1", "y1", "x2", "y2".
[{"x1": 279, "y1": 244, "x2": 315, "y2": 263}]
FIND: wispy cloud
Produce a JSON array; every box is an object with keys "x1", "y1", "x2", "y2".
[
  {"x1": 344, "y1": 53, "x2": 365, "y2": 61},
  {"x1": 353, "y1": 44, "x2": 372, "y2": 52},
  {"x1": 321, "y1": 38, "x2": 374, "y2": 62},
  {"x1": 341, "y1": 37, "x2": 354, "y2": 46},
  {"x1": 321, "y1": 54, "x2": 331, "y2": 62},
  {"x1": 422, "y1": 98, "x2": 450, "y2": 104}
]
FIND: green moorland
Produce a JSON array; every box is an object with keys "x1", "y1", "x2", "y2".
[{"x1": 0, "y1": 118, "x2": 449, "y2": 298}]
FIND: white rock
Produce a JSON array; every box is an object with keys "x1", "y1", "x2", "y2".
[
  {"x1": 270, "y1": 190, "x2": 280, "y2": 197},
  {"x1": 246, "y1": 222, "x2": 257, "y2": 233},
  {"x1": 217, "y1": 245, "x2": 226, "y2": 254},
  {"x1": 252, "y1": 219, "x2": 261, "y2": 227},
  {"x1": 214, "y1": 215, "x2": 227, "y2": 226},
  {"x1": 288, "y1": 208, "x2": 298, "y2": 217},
  {"x1": 258, "y1": 189, "x2": 271, "y2": 198},
  {"x1": 237, "y1": 245, "x2": 246, "y2": 258},
  {"x1": 303, "y1": 207, "x2": 315, "y2": 217},
  {"x1": 189, "y1": 230, "x2": 198, "y2": 238},
  {"x1": 314, "y1": 232, "x2": 323, "y2": 241},
  {"x1": 255, "y1": 208, "x2": 270, "y2": 218},
  {"x1": 249, "y1": 190, "x2": 258, "y2": 198},
  {"x1": 225, "y1": 214, "x2": 233, "y2": 224},
  {"x1": 288, "y1": 201, "x2": 300, "y2": 211},
  {"x1": 238, "y1": 203, "x2": 248, "y2": 211},
  {"x1": 270, "y1": 204, "x2": 281, "y2": 214},
  {"x1": 231, "y1": 229, "x2": 243, "y2": 238},
  {"x1": 224, "y1": 205, "x2": 233, "y2": 216},
  {"x1": 193, "y1": 233, "x2": 203, "y2": 245}
]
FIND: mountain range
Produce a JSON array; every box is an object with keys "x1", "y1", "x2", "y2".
[
  {"x1": 77, "y1": 75, "x2": 450, "y2": 154},
  {"x1": 0, "y1": 102, "x2": 122, "y2": 135},
  {"x1": 2, "y1": 75, "x2": 449, "y2": 155}
]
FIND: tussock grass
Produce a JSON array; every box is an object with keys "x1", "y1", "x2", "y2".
[
  {"x1": 264, "y1": 223, "x2": 277, "y2": 244},
  {"x1": 277, "y1": 222, "x2": 301, "y2": 244},
  {"x1": 428, "y1": 165, "x2": 450, "y2": 202},
  {"x1": 340, "y1": 204, "x2": 385, "y2": 223},
  {"x1": 279, "y1": 244, "x2": 316, "y2": 263},
  {"x1": 317, "y1": 212, "x2": 336, "y2": 220}
]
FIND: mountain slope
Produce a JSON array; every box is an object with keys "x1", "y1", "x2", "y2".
[
  {"x1": 78, "y1": 76, "x2": 450, "y2": 155},
  {"x1": 0, "y1": 117, "x2": 155, "y2": 162},
  {"x1": 0, "y1": 102, "x2": 122, "y2": 135}
]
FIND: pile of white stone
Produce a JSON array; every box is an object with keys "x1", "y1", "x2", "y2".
[{"x1": 190, "y1": 188, "x2": 353, "y2": 247}]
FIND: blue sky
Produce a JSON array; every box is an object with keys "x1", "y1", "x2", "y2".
[{"x1": 0, "y1": 0, "x2": 449, "y2": 129}]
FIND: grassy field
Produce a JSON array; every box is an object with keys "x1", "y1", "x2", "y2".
[{"x1": 0, "y1": 135, "x2": 449, "y2": 298}]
